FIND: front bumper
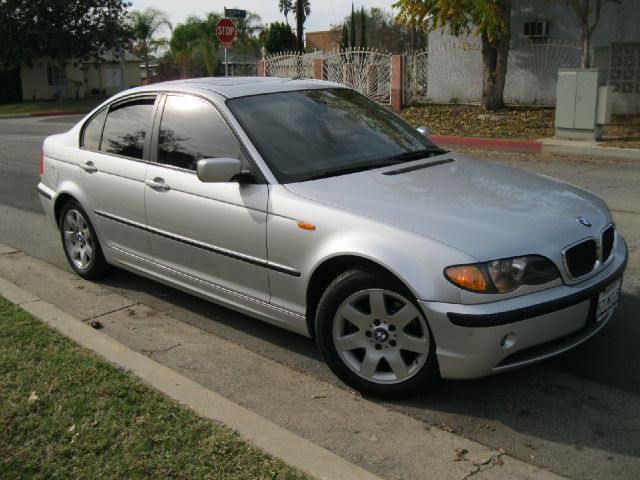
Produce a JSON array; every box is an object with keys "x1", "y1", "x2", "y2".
[{"x1": 420, "y1": 237, "x2": 628, "y2": 380}]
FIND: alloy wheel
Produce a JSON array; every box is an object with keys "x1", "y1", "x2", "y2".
[
  {"x1": 63, "y1": 209, "x2": 94, "y2": 270},
  {"x1": 332, "y1": 289, "x2": 430, "y2": 384}
]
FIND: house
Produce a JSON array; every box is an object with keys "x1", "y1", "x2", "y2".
[
  {"x1": 20, "y1": 50, "x2": 141, "y2": 101},
  {"x1": 425, "y1": 0, "x2": 640, "y2": 113},
  {"x1": 306, "y1": 30, "x2": 340, "y2": 53}
]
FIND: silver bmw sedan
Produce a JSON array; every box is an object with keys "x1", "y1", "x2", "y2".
[{"x1": 37, "y1": 78, "x2": 627, "y2": 397}]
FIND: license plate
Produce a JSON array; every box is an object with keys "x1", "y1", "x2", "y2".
[{"x1": 595, "y1": 278, "x2": 621, "y2": 323}]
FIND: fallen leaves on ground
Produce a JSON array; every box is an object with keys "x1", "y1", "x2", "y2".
[
  {"x1": 400, "y1": 104, "x2": 640, "y2": 148},
  {"x1": 400, "y1": 104, "x2": 555, "y2": 140}
]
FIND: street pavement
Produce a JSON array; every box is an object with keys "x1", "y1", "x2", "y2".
[{"x1": 1, "y1": 115, "x2": 639, "y2": 480}]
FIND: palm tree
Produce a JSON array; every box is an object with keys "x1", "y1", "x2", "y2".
[
  {"x1": 292, "y1": 0, "x2": 311, "y2": 24},
  {"x1": 279, "y1": 0, "x2": 293, "y2": 24},
  {"x1": 129, "y1": 8, "x2": 172, "y2": 84}
]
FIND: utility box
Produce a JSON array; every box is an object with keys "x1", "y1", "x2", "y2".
[{"x1": 555, "y1": 69, "x2": 610, "y2": 141}]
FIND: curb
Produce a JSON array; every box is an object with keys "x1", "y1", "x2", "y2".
[
  {"x1": 0, "y1": 275, "x2": 383, "y2": 480},
  {"x1": 541, "y1": 140, "x2": 640, "y2": 162},
  {"x1": 431, "y1": 134, "x2": 542, "y2": 153},
  {"x1": 432, "y1": 134, "x2": 640, "y2": 161}
]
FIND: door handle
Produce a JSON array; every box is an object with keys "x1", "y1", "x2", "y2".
[
  {"x1": 80, "y1": 161, "x2": 97, "y2": 173},
  {"x1": 146, "y1": 178, "x2": 170, "y2": 191}
]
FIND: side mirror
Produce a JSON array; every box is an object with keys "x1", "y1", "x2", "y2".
[
  {"x1": 196, "y1": 158, "x2": 242, "y2": 183},
  {"x1": 417, "y1": 125, "x2": 430, "y2": 137}
]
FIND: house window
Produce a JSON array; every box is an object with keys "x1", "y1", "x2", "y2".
[
  {"x1": 47, "y1": 64, "x2": 61, "y2": 86},
  {"x1": 523, "y1": 21, "x2": 549, "y2": 38}
]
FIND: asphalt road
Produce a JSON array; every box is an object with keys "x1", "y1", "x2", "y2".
[{"x1": 1, "y1": 115, "x2": 639, "y2": 480}]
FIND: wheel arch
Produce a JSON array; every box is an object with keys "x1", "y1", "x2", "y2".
[
  {"x1": 305, "y1": 254, "x2": 414, "y2": 339},
  {"x1": 54, "y1": 192, "x2": 78, "y2": 226},
  {"x1": 52, "y1": 182, "x2": 93, "y2": 228}
]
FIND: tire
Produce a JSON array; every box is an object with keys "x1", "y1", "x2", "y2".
[
  {"x1": 59, "y1": 200, "x2": 111, "y2": 280},
  {"x1": 315, "y1": 267, "x2": 438, "y2": 398}
]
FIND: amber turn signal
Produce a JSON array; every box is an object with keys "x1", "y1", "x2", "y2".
[
  {"x1": 297, "y1": 221, "x2": 316, "y2": 230},
  {"x1": 445, "y1": 265, "x2": 488, "y2": 292}
]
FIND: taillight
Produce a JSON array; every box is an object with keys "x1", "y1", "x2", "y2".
[{"x1": 40, "y1": 150, "x2": 44, "y2": 175}]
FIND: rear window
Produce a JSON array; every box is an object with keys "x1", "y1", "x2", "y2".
[{"x1": 100, "y1": 97, "x2": 156, "y2": 160}]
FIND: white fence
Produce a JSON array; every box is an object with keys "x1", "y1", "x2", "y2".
[
  {"x1": 263, "y1": 41, "x2": 585, "y2": 107},
  {"x1": 404, "y1": 40, "x2": 583, "y2": 106},
  {"x1": 264, "y1": 48, "x2": 392, "y2": 104}
]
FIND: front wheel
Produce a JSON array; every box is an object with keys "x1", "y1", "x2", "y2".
[
  {"x1": 315, "y1": 267, "x2": 438, "y2": 397},
  {"x1": 59, "y1": 201, "x2": 111, "y2": 279}
]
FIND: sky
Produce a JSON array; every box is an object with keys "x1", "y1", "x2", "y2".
[{"x1": 129, "y1": 0, "x2": 399, "y2": 33}]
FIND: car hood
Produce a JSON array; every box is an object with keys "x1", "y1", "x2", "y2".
[{"x1": 284, "y1": 154, "x2": 611, "y2": 261}]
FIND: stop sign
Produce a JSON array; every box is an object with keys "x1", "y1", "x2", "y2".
[{"x1": 216, "y1": 18, "x2": 236, "y2": 46}]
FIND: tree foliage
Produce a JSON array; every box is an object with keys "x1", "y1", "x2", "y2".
[
  {"x1": 261, "y1": 22, "x2": 297, "y2": 54},
  {"x1": 394, "y1": 0, "x2": 512, "y2": 110},
  {"x1": 331, "y1": 8, "x2": 426, "y2": 53},
  {"x1": 292, "y1": 0, "x2": 311, "y2": 24},
  {"x1": 129, "y1": 8, "x2": 172, "y2": 83},
  {"x1": 279, "y1": 0, "x2": 293, "y2": 24},
  {"x1": 394, "y1": 0, "x2": 510, "y2": 44},
  {"x1": 0, "y1": 0, "x2": 130, "y2": 70},
  {"x1": 158, "y1": 11, "x2": 263, "y2": 80}
]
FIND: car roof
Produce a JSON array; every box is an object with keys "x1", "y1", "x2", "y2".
[{"x1": 123, "y1": 77, "x2": 346, "y2": 99}]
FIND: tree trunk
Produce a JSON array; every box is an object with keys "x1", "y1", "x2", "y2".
[
  {"x1": 296, "y1": 0, "x2": 303, "y2": 52},
  {"x1": 480, "y1": 1, "x2": 511, "y2": 111},
  {"x1": 581, "y1": 23, "x2": 590, "y2": 68},
  {"x1": 481, "y1": 32, "x2": 510, "y2": 111},
  {"x1": 145, "y1": 56, "x2": 150, "y2": 85}
]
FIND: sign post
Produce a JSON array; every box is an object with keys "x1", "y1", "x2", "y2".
[{"x1": 216, "y1": 18, "x2": 237, "y2": 77}]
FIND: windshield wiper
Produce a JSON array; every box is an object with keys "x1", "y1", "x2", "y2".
[
  {"x1": 387, "y1": 147, "x2": 446, "y2": 162},
  {"x1": 303, "y1": 159, "x2": 406, "y2": 181}
]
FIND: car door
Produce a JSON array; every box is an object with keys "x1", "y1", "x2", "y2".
[
  {"x1": 78, "y1": 95, "x2": 157, "y2": 259},
  {"x1": 144, "y1": 93, "x2": 270, "y2": 301}
]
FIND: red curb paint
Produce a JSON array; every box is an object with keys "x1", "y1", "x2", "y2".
[
  {"x1": 430, "y1": 134, "x2": 542, "y2": 153},
  {"x1": 30, "y1": 109, "x2": 90, "y2": 118}
]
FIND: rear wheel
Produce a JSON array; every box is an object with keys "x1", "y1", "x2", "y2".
[
  {"x1": 59, "y1": 201, "x2": 111, "y2": 279},
  {"x1": 315, "y1": 267, "x2": 438, "y2": 397}
]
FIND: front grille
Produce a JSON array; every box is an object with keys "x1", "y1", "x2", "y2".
[
  {"x1": 564, "y1": 239, "x2": 597, "y2": 278},
  {"x1": 602, "y1": 225, "x2": 615, "y2": 263}
]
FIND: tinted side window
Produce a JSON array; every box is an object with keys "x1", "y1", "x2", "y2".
[
  {"x1": 157, "y1": 95, "x2": 243, "y2": 171},
  {"x1": 82, "y1": 108, "x2": 107, "y2": 150},
  {"x1": 101, "y1": 98, "x2": 155, "y2": 160}
]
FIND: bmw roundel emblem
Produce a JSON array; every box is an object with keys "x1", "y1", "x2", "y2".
[{"x1": 576, "y1": 216, "x2": 592, "y2": 227}]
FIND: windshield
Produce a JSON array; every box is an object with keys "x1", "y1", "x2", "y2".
[{"x1": 227, "y1": 88, "x2": 445, "y2": 183}]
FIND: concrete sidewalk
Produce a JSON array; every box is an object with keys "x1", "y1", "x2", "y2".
[{"x1": 0, "y1": 243, "x2": 565, "y2": 480}]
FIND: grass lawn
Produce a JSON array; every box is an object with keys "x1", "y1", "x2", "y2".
[
  {"x1": 400, "y1": 104, "x2": 640, "y2": 147},
  {"x1": 0, "y1": 297, "x2": 308, "y2": 480},
  {"x1": 0, "y1": 97, "x2": 106, "y2": 115}
]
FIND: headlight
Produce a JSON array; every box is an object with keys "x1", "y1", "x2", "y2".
[{"x1": 445, "y1": 255, "x2": 560, "y2": 293}]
